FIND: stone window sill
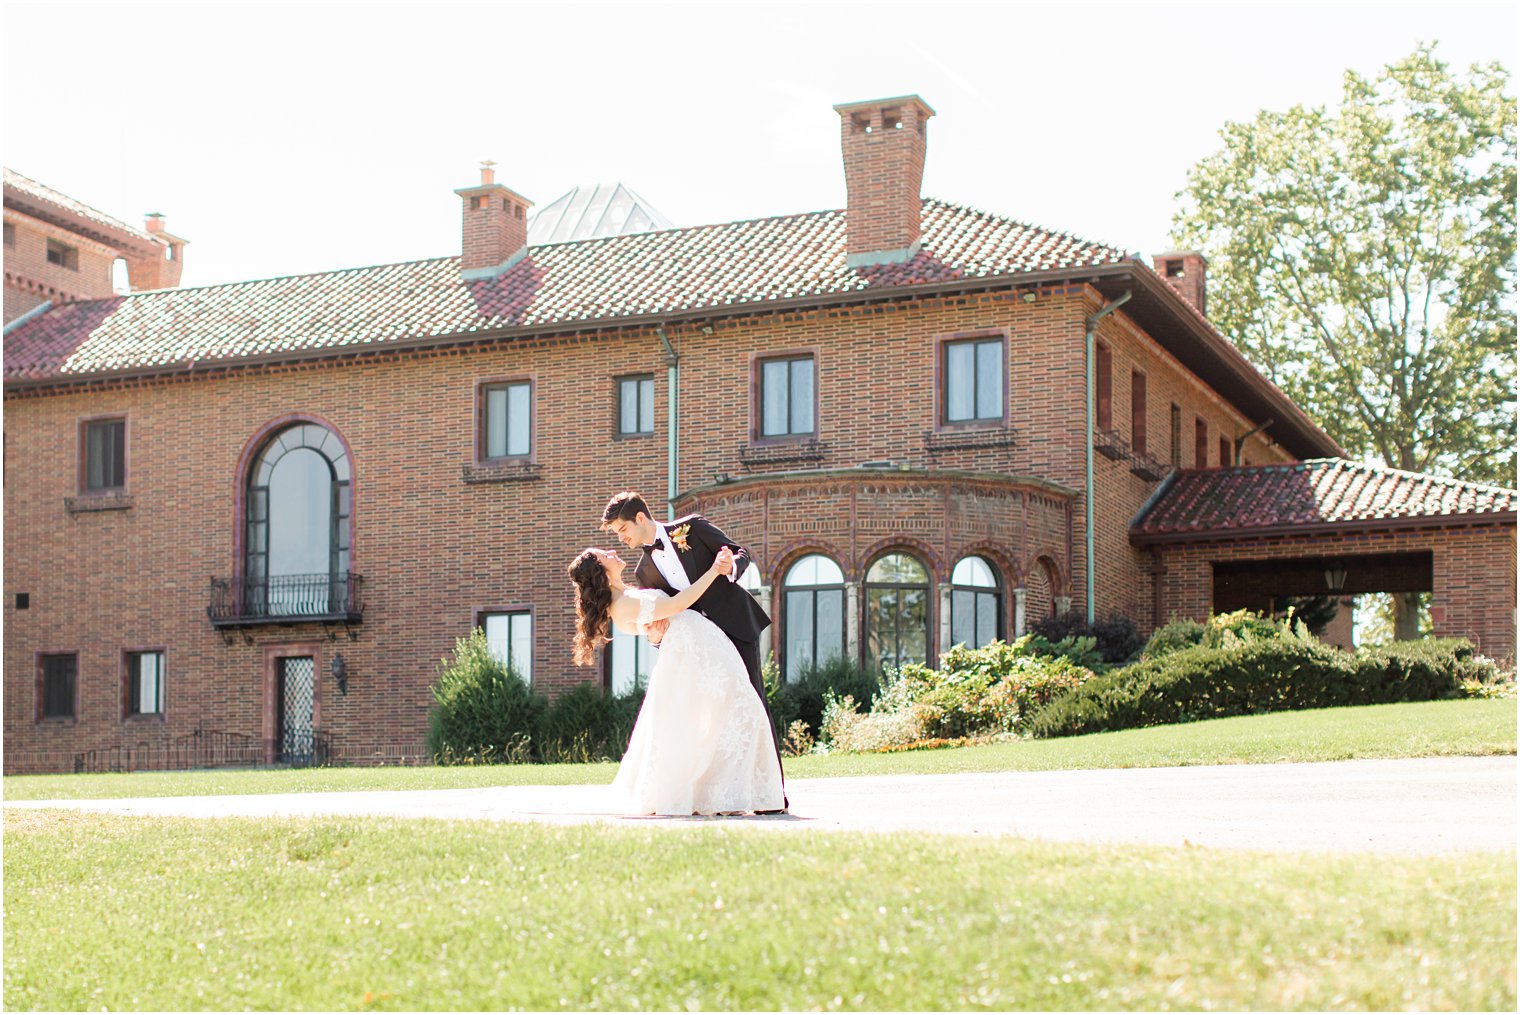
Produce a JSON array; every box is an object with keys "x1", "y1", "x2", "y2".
[
  {"x1": 924, "y1": 427, "x2": 1018, "y2": 454},
  {"x1": 739, "y1": 440, "x2": 828, "y2": 468},
  {"x1": 462, "y1": 461, "x2": 543, "y2": 484},
  {"x1": 65, "y1": 493, "x2": 134, "y2": 513}
]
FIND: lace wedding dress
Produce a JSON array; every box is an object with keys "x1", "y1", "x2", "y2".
[{"x1": 610, "y1": 588, "x2": 785, "y2": 816}]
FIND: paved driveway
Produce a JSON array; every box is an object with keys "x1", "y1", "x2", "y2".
[{"x1": 9, "y1": 756, "x2": 1514, "y2": 855}]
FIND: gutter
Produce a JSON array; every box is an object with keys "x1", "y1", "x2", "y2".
[
  {"x1": 655, "y1": 325, "x2": 679, "y2": 517},
  {"x1": 2, "y1": 300, "x2": 53, "y2": 335},
  {"x1": 1085, "y1": 289, "x2": 1131, "y2": 623},
  {"x1": 1130, "y1": 510, "x2": 1518, "y2": 548}
]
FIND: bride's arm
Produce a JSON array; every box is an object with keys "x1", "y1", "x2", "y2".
[{"x1": 649, "y1": 547, "x2": 733, "y2": 622}]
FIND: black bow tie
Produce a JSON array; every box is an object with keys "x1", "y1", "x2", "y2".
[{"x1": 642, "y1": 540, "x2": 667, "y2": 555}]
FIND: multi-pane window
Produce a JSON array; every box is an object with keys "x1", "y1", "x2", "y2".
[
  {"x1": 865, "y1": 553, "x2": 930, "y2": 675},
  {"x1": 46, "y1": 238, "x2": 78, "y2": 269},
  {"x1": 482, "y1": 611, "x2": 532, "y2": 685},
  {"x1": 127, "y1": 651, "x2": 165, "y2": 716},
  {"x1": 782, "y1": 554, "x2": 845, "y2": 683},
  {"x1": 83, "y1": 418, "x2": 125, "y2": 492},
  {"x1": 1170, "y1": 404, "x2": 1183, "y2": 465},
  {"x1": 481, "y1": 381, "x2": 531, "y2": 459},
  {"x1": 1130, "y1": 370, "x2": 1148, "y2": 455},
  {"x1": 943, "y1": 337, "x2": 1003, "y2": 423},
  {"x1": 617, "y1": 376, "x2": 655, "y2": 436},
  {"x1": 1195, "y1": 417, "x2": 1208, "y2": 467},
  {"x1": 1095, "y1": 343, "x2": 1113, "y2": 431},
  {"x1": 950, "y1": 556, "x2": 1002, "y2": 650},
  {"x1": 759, "y1": 356, "x2": 815, "y2": 438},
  {"x1": 245, "y1": 422, "x2": 352, "y2": 619},
  {"x1": 608, "y1": 626, "x2": 658, "y2": 697},
  {"x1": 39, "y1": 653, "x2": 76, "y2": 720}
]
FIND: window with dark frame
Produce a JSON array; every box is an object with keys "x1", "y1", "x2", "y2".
[
  {"x1": 83, "y1": 418, "x2": 125, "y2": 492},
  {"x1": 40, "y1": 653, "x2": 76, "y2": 720},
  {"x1": 3, "y1": 222, "x2": 15, "y2": 247},
  {"x1": 758, "y1": 355, "x2": 815, "y2": 439},
  {"x1": 1130, "y1": 370, "x2": 1148, "y2": 456},
  {"x1": 126, "y1": 651, "x2": 165, "y2": 716},
  {"x1": 782, "y1": 555, "x2": 846, "y2": 684},
  {"x1": 46, "y1": 238, "x2": 78, "y2": 270},
  {"x1": 1195, "y1": 417, "x2": 1209, "y2": 467},
  {"x1": 480, "y1": 381, "x2": 531, "y2": 459},
  {"x1": 949, "y1": 556, "x2": 1002, "y2": 650},
  {"x1": 607, "y1": 626, "x2": 658, "y2": 696},
  {"x1": 480, "y1": 610, "x2": 532, "y2": 685},
  {"x1": 1219, "y1": 436, "x2": 1232, "y2": 468},
  {"x1": 943, "y1": 336, "x2": 1004, "y2": 424},
  {"x1": 617, "y1": 375, "x2": 655, "y2": 436},
  {"x1": 1170, "y1": 404, "x2": 1182, "y2": 465},
  {"x1": 1095, "y1": 343, "x2": 1113, "y2": 431}
]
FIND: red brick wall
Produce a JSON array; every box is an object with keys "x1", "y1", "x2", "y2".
[{"x1": 3, "y1": 213, "x2": 120, "y2": 321}]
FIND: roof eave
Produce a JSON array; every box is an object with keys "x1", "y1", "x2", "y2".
[{"x1": 1130, "y1": 510, "x2": 1518, "y2": 547}]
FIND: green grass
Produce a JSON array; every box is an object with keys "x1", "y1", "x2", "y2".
[
  {"x1": 5, "y1": 698, "x2": 1513, "y2": 801},
  {"x1": 5, "y1": 811, "x2": 1513, "y2": 1011}
]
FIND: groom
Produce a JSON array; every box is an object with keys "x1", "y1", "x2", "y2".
[{"x1": 601, "y1": 490, "x2": 787, "y2": 810}]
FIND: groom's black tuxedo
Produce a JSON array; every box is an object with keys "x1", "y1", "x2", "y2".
[{"x1": 634, "y1": 514, "x2": 786, "y2": 806}]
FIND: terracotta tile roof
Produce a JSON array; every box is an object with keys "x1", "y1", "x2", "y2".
[
  {"x1": 1132, "y1": 459, "x2": 1517, "y2": 542},
  {"x1": 3, "y1": 199, "x2": 1124, "y2": 382},
  {"x1": 3, "y1": 168, "x2": 155, "y2": 244}
]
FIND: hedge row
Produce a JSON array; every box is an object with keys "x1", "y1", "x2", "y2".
[{"x1": 1025, "y1": 633, "x2": 1499, "y2": 739}]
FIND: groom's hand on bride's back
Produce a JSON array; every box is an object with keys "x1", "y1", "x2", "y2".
[{"x1": 646, "y1": 618, "x2": 671, "y2": 646}]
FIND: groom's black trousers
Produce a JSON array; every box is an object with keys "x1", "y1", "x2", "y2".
[{"x1": 733, "y1": 636, "x2": 789, "y2": 807}]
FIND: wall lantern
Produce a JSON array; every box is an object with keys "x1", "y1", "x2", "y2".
[
  {"x1": 332, "y1": 652, "x2": 349, "y2": 695},
  {"x1": 1324, "y1": 562, "x2": 1348, "y2": 592}
]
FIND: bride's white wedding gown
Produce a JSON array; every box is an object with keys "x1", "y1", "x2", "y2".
[{"x1": 610, "y1": 588, "x2": 785, "y2": 816}]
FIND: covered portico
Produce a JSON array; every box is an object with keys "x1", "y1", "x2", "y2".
[{"x1": 1132, "y1": 459, "x2": 1517, "y2": 663}]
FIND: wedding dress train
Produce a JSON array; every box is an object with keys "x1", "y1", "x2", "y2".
[{"x1": 610, "y1": 588, "x2": 785, "y2": 816}]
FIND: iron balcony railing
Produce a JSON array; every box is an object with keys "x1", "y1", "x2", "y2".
[
  {"x1": 208, "y1": 571, "x2": 364, "y2": 627},
  {"x1": 73, "y1": 727, "x2": 333, "y2": 773}
]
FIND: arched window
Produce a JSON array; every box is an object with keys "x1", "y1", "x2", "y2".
[
  {"x1": 245, "y1": 422, "x2": 351, "y2": 617},
  {"x1": 782, "y1": 554, "x2": 845, "y2": 684},
  {"x1": 950, "y1": 556, "x2": 1002, "y2": 649},
  {"x1": 739, "y1": 562, "x2": 763, "y2": 597},
  {"x1": 865, "y1": 553, "x2": 929, "y2": 674}
]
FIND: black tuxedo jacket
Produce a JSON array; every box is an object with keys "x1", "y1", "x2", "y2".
[{"x1": 634, "y1": 514, "x2": 770, "y2": 644}]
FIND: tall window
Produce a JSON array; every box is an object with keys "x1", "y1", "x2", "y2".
[
  {"x1": 126, "y1": 651, "x2": 165, "y2": 716},
  {"x1": 482, "y1": 611, "x2": 532, "y2": 685},
  {"x1": 608, "y1": 627, "x2": 658, "y2": 696},
  {"x1": 1219, "y1": 436, "x2": 1232, "y2": 467},
  {"x1": 245, "y1": 422, "x2": 352, "y2": 617},
  {"x1": 1195, "y1": 417, "x2": 1208, "y2": 467},
  {"x1": 617, "y1": 376, "x2": 655, "y2": 436},
  {"x1": 1131, "y1": 369, "x2": 1148, "y2": 455},
  {"x1": 759, "y1": 355, "x2": 815, "y2": 438},
  {"x1": 1095, "y1": 343, "x2": 1113, "y2": 431},
  {"x1": 943, "y1": 336, "x2": 1004, "y2": 424},
  {"x1": 39, "y1": 653, "x2": 76, "y2": 720},
  {"x1": 1170, "y1": 404, "x2": 1183, "y2": 465},
  {"x1": 865, "y1": 553, "x2": 930, "y2": 674},
  {"x1": 481, "y1": 381, "x2": 532, "y2": 459},
  {"x1": 3, "y1": 222, "x2": 15, "y2": 247},
  {"x1": 782, "y1": 554, "x2": 845, "y2": 683},
  {"x1": 82, "y1": 418, "x2": 126, "y2": 492},
  {"x1": 950, "y1": 556, "x2": 1002, "y2": 649}
]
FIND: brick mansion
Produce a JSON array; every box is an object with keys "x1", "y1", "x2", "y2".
[{"x1": 5, "y1": 94, "x2": 1514, "y2": 774}]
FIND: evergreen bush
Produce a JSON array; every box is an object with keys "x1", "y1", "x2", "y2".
[
  {"x1": 768, "y1": 656, "x2": 880, "y2": 743},
  {"x1": 427, "y1": 628, "x2": 546, "y2": 763}
]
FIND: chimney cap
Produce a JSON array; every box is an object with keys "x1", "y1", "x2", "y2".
[
  {"x1": 832, "y1": 94, "x2": 936, "y2": 118},
  {"x1": 1153, "y1": 249, "x2": 1207, "y2": 262}
]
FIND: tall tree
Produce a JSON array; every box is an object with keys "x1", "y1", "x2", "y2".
[{"x1": 1173, "y1": 44, "x2": 1516, "y2": 495}]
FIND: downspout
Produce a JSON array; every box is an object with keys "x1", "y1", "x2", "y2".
[
  {"x1": 1084, "y1": 290, "x2": 1131, "y2": 623},
  {"x1": 1233, "y1": 418, "x2": 1273, "y2": 464},
  {"x1": 655, "y1": 325, "x2": 679, "y2": 517}
]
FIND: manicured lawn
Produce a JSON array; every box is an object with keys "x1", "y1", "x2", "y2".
[
  {"x1": 5, "y1": 810, "x2": 1513, "y2": 1011},
  {"x1": 5, "y1": 698, "x2": 1513, "y2": 801}
]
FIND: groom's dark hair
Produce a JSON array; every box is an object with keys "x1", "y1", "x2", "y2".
[{"x1": 602, "y1": 490, "x2": 651, "y2": 527}]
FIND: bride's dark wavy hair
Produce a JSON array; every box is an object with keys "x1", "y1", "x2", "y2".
[{"x1": 568, "y1": 549, "x2": 613, "y2": 666}]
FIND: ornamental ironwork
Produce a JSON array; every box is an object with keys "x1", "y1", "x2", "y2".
[{"x1": 208, "y1": 572, "x2": 364, "y2": 628}]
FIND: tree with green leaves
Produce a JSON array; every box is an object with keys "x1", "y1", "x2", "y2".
[
  {"x1": 1173, "y1": 44, "x2": 1515, "y2": 640},
  {"x1": 1174, "y1": 44, "x2": 1515, "y2": 491}
]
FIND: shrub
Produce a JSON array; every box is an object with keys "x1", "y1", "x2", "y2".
[
  {"x1": 1141, "y1": 618, "x2": 1207, "y2": 661},
  {"x1": 535, "y1": 684, "x2": 645, "y2": 764},
  {"x1": 1025, "y1": 633, "x2": 1489, "y2": 739},
  {"x1": 427, "y1": 629, "x2": 546, "y2": 763},
  {"x1": 1030, "y1": 613, "x2": 1144, "y2": 665},
  {"x1": 768, "y1": 656, "x2": 880, "y2": 744},
  {"x1": 818, "y1": 693, "x2": 934, "y2": 753}
]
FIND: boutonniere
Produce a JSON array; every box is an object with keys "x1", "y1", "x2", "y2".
[{"x1": 669, "y1": 524, "x2": 692, "y2": 552}]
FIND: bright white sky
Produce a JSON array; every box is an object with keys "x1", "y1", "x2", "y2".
[{"x1": 3, "y1": 2, "x2": 1515, "y2": 289}]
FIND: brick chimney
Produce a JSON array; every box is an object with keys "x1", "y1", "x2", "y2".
[
  {"x1": 834, "y1": 95, "x2": 935, "y2": 268},
  {"x1": 455, "y1": 162, "x2": 533, "y2": 280},
  {"x1": 124, "y1": 212, "x2": 187, "y2": 291},
  {"x1": 1153, "y1": 250, "x2": 1207, "y2": 316}
]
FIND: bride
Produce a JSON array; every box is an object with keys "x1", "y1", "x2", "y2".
[{"x1": 568, "y1": 545, "x2": 785, "y2": 816}]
